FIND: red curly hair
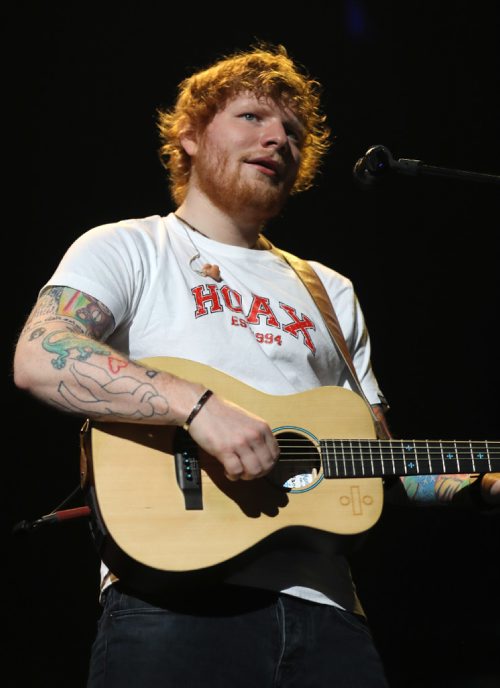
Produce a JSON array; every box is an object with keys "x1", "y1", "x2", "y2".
[{"x1": 157, "y1": 43, "x2": 331, "y2": 205}]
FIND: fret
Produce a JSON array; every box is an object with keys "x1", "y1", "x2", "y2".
[
  {"x1": 352, "y1": 440, "x2": 365, "y2": 477},
  {"x1": 332, "y1": 440, "x2": 346, "y2": 478},
  {"x1": 326, "y1": 439, "x2": 335, "y2": 478},
  {"x1": 470, "y1": 441, "x2": 492, "y2": 472},
  {"x1": 469, "y1": 440, "x2": 476, "y2": 473},
  {"x1": 458, "y1": 440, "x2": 472, "y2": 471},
  {"x1": 350, "y1": 440, "x2": 357, "y2": 477},
  {"x1": 372, "y1": 440, "x2": 386, "y2": 477},
  {"x1": 368, "y1": 440, "x2": 375, "y2": 476},
  {"x1": 485, "y1": 441, "x2": 492, "y2": 472},
  {"x1": 355, "y1": 440, "x2": 367, "y2": 476},
  {"x1": 453, "y1": 440, "x2": 475, "y2": 473},
  {"x1": 332, "y1": 439, "x2": 340, "y2": 477},
  {"x1": 389, "y1": 441, "x2": 405, "y2": 473},
  {"x1": 389, "y1": 440, "x2": 396, "y2": 476},
  {"x1": 355, "y1": 440, "x2": 364, "y2": 477},
  {"x1": 425, "y1": 440, "x2": 432, "y2": 473},
  {"x1": 321, "y1": 440, "x2": 334, "y2": 478},
  {"x1": 426, "y1": 441, "x2": 447, "y2": 474},
  {"x1": 334, "y1": 440, "x2": 342, "y2": 478},
  {"x1": 401, "y1": 441, "x2": 419, "y2": 475},
  {"x1": 378, "y1": 440, "x2": 385, "y2": 476},
  {"x1": 347, "y1": 440, "x2": 360, "y2": 478},
  {"x1": 439, "y1": 441, "x2": 446, "y2": 473},
  {"x1": 440, "y1": 441, "x2": 459, "y2": 472},
  {"x1": 453, "y1": 439, "x2": 469, "y2": 472},
  {"x1": 341, "y1": 439, "x2": 348, "y2": 477},
  {"x1": 415, "y1": 441, "x2": 432, "y2": 472}
]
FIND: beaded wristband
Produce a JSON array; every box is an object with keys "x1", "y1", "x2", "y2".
[{"x1": 182, "y1": 389, "x2": 213, "y2": 431}]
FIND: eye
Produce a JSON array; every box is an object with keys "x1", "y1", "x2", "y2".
[
  {"x1": 284, "y1": 125, "x2": 303, "y2": 146},
  {"x1": 239, "y1": 112, "x2": 259, "y2": 122}
]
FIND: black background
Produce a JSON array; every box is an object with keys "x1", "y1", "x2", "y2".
[{"x1": 5, "y1": 2, "x2": 500, "y2": 686}]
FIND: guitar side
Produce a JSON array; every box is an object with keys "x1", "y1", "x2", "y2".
[{"x1": 82, "y1": 357, "x2": 383, "y2": 585}]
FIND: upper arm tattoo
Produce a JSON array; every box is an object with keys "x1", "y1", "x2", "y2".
[{"x1": 27, "y1": 286, "x2": 115, "y2": 340}]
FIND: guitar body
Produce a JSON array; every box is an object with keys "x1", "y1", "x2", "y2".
[{"x1": 81, "y1": 356, "x2": 382, "y2": 590}]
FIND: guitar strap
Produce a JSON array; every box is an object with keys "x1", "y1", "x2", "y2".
[{"x1": 256, "y1": 234, "x2": 386, "y2": 437}]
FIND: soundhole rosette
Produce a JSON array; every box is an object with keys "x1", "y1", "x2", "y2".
[{"x1": 270, "y1": 426, "x2": 323, "y2": 493}]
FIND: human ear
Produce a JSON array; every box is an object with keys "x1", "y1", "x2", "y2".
[{"x1": 180, "y1": 129, "x2": 198, "y2": 156}]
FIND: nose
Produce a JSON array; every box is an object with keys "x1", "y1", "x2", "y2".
[{"x1": 261, "y1": 120, "x2": 288, "y2": 149}]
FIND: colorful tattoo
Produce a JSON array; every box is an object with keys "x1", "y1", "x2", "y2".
[
  {"x1": 57, "y1": 289, "x2": 112, "y2": 337},
  {"x1": 31, "y1": 286, "x2": 114, "y2": 339},
  {"x1": 401, "y1": 474, "x2": 472, "y2": 504},
  {"x1": 43, "y1": 330, "x2": 112, "y2": 369}
]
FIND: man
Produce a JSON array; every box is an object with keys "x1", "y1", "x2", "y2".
[{"x1": 13, "y1": 43, "x2": 499, "y2": 687}]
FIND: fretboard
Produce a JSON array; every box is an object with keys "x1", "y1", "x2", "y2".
[{"x1": 320, "y1": 439, "x2": 500, "y2": 478}]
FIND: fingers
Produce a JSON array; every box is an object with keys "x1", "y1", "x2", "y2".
[
  {"x1": 265, "y1": 431, "x2": 281, "y2": 465},
  {"x1": 186, "y1": 393, "x2": 280, "y2": 481},
  {"x1": 221, "y1": 428, "x2": 280, "y2": 481},
  {"x1": 481, "y1": 473, "x2": 500, "y2": 504}
]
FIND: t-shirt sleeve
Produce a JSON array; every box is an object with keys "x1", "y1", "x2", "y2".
[{"x1": 42, "y1": 221, "x2": 148, "y2": 327}]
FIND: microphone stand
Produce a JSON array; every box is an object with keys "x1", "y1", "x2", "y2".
[{"x1": 354, "y1": 145, "x2": 500, "y2": 186}]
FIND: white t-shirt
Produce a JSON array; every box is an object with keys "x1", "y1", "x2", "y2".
[{"x1": 45, "y1": 212, "x2": 386, "y2": 612}]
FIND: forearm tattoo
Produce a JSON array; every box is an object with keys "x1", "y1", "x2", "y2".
[
  {"x1": 24, "y1": 286, "x2": 170, "y2": 421},
  {"x1": 401, "y1": 474, "x2": 472, "y2": 504},
  {"x1": 53, "y1": 359, "x2": 169, "y2": 419}
]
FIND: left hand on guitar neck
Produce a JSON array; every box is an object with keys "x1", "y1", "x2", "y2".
[{"x1": 481, "y1": 473, "x2": 500, "y2": 504}]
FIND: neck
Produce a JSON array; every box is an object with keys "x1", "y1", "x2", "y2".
[{"x1": 176, "y1": 195, "x2": 265, "y2": 248}]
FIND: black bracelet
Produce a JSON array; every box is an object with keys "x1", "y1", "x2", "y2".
[{"x1": 182, "y1": 389, "x2": 213, "y2": 431}]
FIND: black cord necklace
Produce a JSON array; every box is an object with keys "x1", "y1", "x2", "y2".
[{"x1": 175, "y1": 214, "x2": 222, "y2": 282}]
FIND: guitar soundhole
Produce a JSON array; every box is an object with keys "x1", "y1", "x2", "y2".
[{"x1": 270, "y1": 429, "x2": 322, "y2": 493}]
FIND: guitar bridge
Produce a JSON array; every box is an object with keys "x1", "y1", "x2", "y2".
[{"x1": 173, "y1": 430, "x2": 203, "y2": 510}]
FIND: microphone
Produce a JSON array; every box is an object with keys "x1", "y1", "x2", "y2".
[
  {"x1": 352, "y1": 144, "x2": 396, "y2": 186},
  {"x1": 353, "y1": 145, "x2": 500, "y2": 187}
]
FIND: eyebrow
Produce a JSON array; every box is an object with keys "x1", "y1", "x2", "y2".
[{"x1": 234, "y1": 98, "x2": 304, "y2": 127}]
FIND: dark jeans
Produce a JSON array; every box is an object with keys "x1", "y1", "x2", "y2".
[{"x1": 87, "y1": 583, "x2": 389, "y2": 687}]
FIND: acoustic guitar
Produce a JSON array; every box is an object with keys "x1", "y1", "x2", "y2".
[{"x1": 80, "y1": 356, "x2": 499, "y2": 591}]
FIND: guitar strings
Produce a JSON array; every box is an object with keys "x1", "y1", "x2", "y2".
[{"x1": 264, "y1": 438, "x2": 500, "y2": 463}]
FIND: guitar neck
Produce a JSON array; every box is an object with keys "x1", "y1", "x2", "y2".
[{"x1": 320, "y1": 439, "x2": 500, "y2": 478}]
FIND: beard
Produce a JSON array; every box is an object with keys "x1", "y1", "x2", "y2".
[{"x1": 192, "y1": 139, "x2": 294, "y2": 222}]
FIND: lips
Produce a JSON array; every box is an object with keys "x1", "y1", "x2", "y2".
[{"x1": 246, "y1": 157, "x2": 283, "y2": 177}]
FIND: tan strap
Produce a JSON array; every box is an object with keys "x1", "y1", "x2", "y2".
[
  {"x1": 256, "y1": 234, "x2": 384, "y2": 434},
  {"x1": 256, "y1": 234, "x2": 360, "y2": 383}
]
